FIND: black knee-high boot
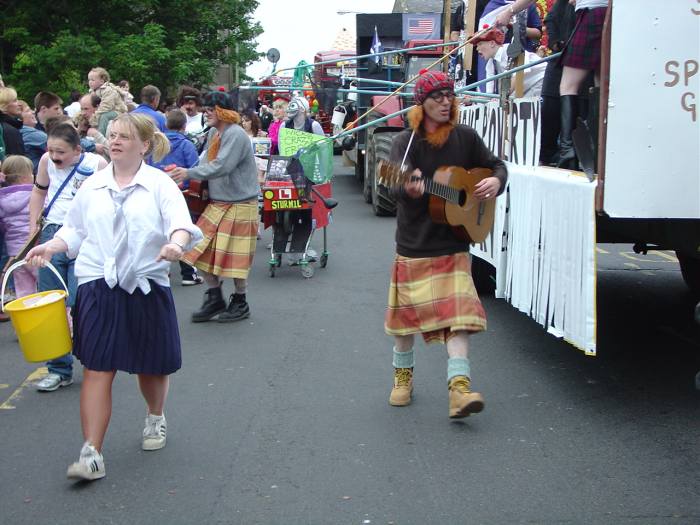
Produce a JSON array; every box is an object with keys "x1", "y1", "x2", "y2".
[
  {"x1": 539, "y1": 95, "x2": 561, "y2": 166},
  {"x1": 557, "y1": 95, "x2": 579, "y2": 170}
]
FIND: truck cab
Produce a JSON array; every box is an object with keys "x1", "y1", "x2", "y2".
[{"x1": 313, "y1": 49, "x2": 357, "y2": 135}]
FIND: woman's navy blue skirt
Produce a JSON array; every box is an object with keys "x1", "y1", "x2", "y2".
[{"x1": 72, "y1": 279, "x2": 182, "y2": 375}]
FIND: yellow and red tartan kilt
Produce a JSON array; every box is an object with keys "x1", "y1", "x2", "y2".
[
  {"x1": 182, "y1": 200, "x2": 258, "y2": 279},
  {"x1": 384, "y1": 252, "x2": 487, "y2": 344}
]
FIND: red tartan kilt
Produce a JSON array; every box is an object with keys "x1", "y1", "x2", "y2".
[
  {"x1": 562, "y1": 7, "x2": 607, "y2": 71},
  {"x1": 384, "y1": 253, "x2": 487, "y2": 343}
]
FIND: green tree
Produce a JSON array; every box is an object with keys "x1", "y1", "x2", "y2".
[{"x1": 1, "y1": 0, "x2": 262, "y2": 103}]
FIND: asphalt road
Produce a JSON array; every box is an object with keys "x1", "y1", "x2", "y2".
[{"x1": 1, "y1": 159, "x2": 698, "y2": 524}]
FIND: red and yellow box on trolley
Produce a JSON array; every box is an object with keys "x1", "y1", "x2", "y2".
[
  {"x1": 261, "y1": 181, "x2": 333, "y2": 229},
  {"x1": 262, "y1": 182, "x2": 311, "y2": 212}
]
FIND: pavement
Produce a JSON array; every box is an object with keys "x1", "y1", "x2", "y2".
[{"x1": 0, "y1": 159, "x2": 698, "y2": 524}]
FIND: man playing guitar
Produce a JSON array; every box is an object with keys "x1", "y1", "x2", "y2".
[{"x1": 385, "y1": 70, "x2": 507, "y2": 418}]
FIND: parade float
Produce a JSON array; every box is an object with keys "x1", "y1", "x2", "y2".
[{"x1": 242, "y1": 0, "x2": 699, "y2": 354}]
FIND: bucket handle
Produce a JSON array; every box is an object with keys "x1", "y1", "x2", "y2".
[{"x1": 1, "y1": 260, "x2": 68, "y2": 312}]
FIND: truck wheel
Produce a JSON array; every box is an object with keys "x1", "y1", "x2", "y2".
[
  {"x1": 355, "y1": 149, "x2": 365, "y2": 185},
  {"x1": 370, "y1": 132, "x2": 397, "y2": 217},
  {"x1": 676, "y1": 251, "x2": 700, "y2": 295},
  {"x1": 363, "y1": 141, "x2": 373, "y2": 203}
]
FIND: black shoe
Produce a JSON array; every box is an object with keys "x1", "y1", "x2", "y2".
[
  {"x1": 217, "y1": 294, "x2": 250, "y2": 323},
  {"x1": 191, "y1": 285, "x2": 226, "y2": 322}
]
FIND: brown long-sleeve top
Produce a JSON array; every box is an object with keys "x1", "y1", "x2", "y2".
[{"x1": 389, "y1": 124, "x2": 508, "y2": 258}]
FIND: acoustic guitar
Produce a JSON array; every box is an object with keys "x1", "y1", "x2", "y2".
[{"x1": 377, "y1": 162, "x2": 496, "y2": 243}]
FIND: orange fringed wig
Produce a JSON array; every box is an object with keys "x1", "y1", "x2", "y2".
[{"x1": 407, "y1": 98, "x2": 460, "y2": 149}]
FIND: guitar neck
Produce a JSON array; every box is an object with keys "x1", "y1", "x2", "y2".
[
  {"x1": 422, "y1": 177, "x2": 461, "y2": 205},
  {"x1": 379, "y1": 162, "x2": 485, "y2": 205}
]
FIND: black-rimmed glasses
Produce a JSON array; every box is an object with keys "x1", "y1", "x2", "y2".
[{"x1": 427, "y1": 90, "x2": 455, "y2": 103}]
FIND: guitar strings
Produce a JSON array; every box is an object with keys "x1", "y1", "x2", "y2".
[
  {"x1": 399, "y1": 130, "x2": 416, "y2": 173},
  {"x1": 389, "y1": 133, "x2": 467, "y2": 206}
]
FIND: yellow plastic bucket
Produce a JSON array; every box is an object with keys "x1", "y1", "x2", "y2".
[{"x1": 1, "y1": 260, "x2": 72, "y2": 362}]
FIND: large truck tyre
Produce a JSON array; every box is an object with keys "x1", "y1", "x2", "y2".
[
  {"x1": 363, "y1": 131, "x2": 376, "y2": 204},
  {"x1": 363, "y1": 143, "x2": 373, "y2": 203},
  {"x1": 676, "y1": 251, "x2": 700, "y2": 296},
  {"x1": 368, "y1": 131, "x2": 397, "y2": 216},
  {"x1": 355, "y1": 149, "x2": 365, "y2": 185}
]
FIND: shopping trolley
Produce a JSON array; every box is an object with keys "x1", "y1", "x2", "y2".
[{"x1": 261, "y1": 153, "x2": 336, "y2": 278}]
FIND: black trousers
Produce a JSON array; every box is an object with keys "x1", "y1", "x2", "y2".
[{"x1": 179, "y1": 261, "x2": 197, "y2": 279}]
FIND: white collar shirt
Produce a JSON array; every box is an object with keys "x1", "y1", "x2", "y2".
[
  {"x1": 185, "y1": 113, "x2": 205, "y2": 135},
  {"x1": 485, "y1": 48, "x2": 509, "y2": 94},
  {"x1": 486, "y1": 47, "x2": 546, "y2": 98},
  {"x1": 56, "y1": 162, "x2": 203, "y2": 294}
]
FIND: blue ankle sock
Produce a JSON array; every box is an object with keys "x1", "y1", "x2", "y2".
[
  {"x1": 447, "y1": 357, "x2": 470, "y2": 383},
  {"x1": 393, "y1": 347, "x2": 415, "y2": 369}
]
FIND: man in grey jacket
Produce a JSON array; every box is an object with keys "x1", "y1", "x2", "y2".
[{"x1": 170, "y1": 92, "x2": 260, "y2": 323}]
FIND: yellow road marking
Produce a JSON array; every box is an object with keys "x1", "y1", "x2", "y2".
[
  {"x1": 0, "y1": 367, "x2": 47, "y2": 410},
  {"x1": 624, "y1": 262, "x2": 640, "y2": 269},
  {"x1": 0, "y1": 384, "x2": 9, "y2": 389},
  {"x1": 596, "y1": 247, "x2": 609, "y2": 254},
  {"x1": 649, "y1": 250, "x2": 679, "y2": 263},
  {"x1": 620, "y1": 251, "x2": 678, "y2": 264},
  {"x1": 620, "y1": 252, "x2": 644, "y2": 262}
]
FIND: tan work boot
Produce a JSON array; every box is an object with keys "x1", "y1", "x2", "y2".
[
  {"x1": 389, "y1": 368, "x2": 413, "y2": 406},
  {"x1": 448, "y1": 376, "x2": 484, "y2": 418}
]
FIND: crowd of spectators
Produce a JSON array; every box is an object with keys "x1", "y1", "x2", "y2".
[{"x1": 0, "y1": 67, "x2": 214, "y2": 318}]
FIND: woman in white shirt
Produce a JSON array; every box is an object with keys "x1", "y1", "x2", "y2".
[{"x1": 26, "y1": 113, "x2": 203, "y2": 482}]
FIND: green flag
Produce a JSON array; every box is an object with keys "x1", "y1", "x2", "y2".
[{"x1": 278, "y1": 128, "x2": 333, "y2": 184}]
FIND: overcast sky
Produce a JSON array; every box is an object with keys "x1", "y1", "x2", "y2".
[{"x1": 246, "y1": 0, "x2": 396, "y2": 80}]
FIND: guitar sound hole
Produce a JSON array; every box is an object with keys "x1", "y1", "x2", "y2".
[{"x1": 458, "y1": 190, "x2": 467, "y2": 207}]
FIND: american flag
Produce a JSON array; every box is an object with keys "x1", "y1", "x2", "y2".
[{"x1": 408, "y1": 18, "x2": 434, "y2": 35}]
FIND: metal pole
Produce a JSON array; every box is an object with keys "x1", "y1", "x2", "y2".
[
  {"x1": 347, "y1": 77, "x2": 413, "y2": 88},
  {"x1": 235, "y1": 43, "x2": 240, "y2": 86},
  {"x1": 272, "y1": 41, "x2": 460, "y2": 75},
  {"x1": 454, "y1": 52, "x2": 562, "y2": 94},
  {"x1": 240, "y1": 85, "x2": 417, "y2": 97},
  {"x1": 239, "y1": 84, "x2": 500, "y2": 99},
  {"x1": 330, "y1": 52, "x2": 563, "y2": 141},
  {"x1": 443, "y1": 0, "x2": 452, "y2": 74},
  {"x1": 463, "y1": 0, "x2": 477, "y2": 73}
]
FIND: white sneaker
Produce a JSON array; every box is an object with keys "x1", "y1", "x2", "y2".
[
  {"x1": 181, "y1": 275, "x2": 204, "y2": 286},
  {"x1": 36, "y1": 373, "x2": 73, "y2": 392},
  {"x1": 66, "y1": 442, "x2": 105, "y2": 481},
  {"x1": 142, "y1": 414, "x2": 167, "y2": 451}
]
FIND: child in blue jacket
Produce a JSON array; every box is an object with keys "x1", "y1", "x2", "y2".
[{"x1": 153, "y1": 109, "x2": 199, "y2": 175}]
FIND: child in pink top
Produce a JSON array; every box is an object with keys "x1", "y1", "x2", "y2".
[
  {"x1": 0, "y1": 155, "x2": 37, "y2": 298},
  {"x1": 268, "y1": 96, "x2": 289, "y2": 154}
]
